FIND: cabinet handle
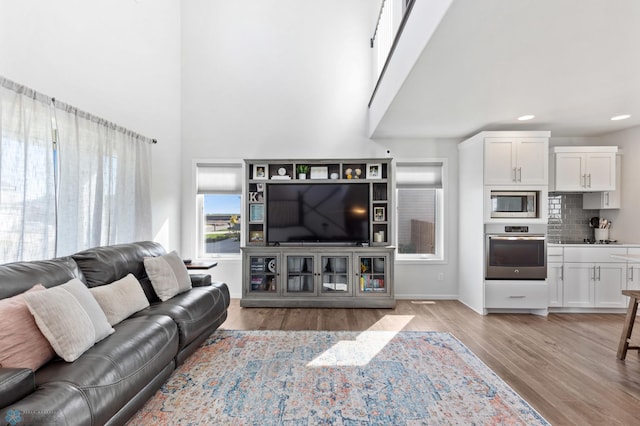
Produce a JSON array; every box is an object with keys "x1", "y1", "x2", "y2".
[
  {"x1": 508, "y1": 295, "x2": 526, "y2": 299},
  {"x1": 591, "y1": 265, "x2": 596, "y2": 281},
  {"x1": 560, "y1": 265, "x2": 564, "y2": 281},
  {"x1": 598, "y1": 265, "x2": 601, "y2": 281},
  {"x1": 630, "y1": 267, "x2": 634, "y2": 281},
  {"x1": 517, "y1": 167, "x2": 522, "y2": 182},
  {"x1": 513, "y1": 167, "x2": 517, "y2": 182},
  {"x1": 605, "y1": 192, "x2": 609, "y2": 206},
  {"x1": 588, "y1": 173, "x2": 592, "y2": 188}
]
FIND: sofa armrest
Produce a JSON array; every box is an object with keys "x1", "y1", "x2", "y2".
[
  {"x1": 190, "y1": 274, "x2": 211, "y2": 287},
  {"x1": 0, "y1": 368, "x2": 35, "y2": 408}
]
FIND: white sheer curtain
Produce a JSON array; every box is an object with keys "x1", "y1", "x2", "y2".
[
  {"x1": 54, "y1": 105, "x2": 152, "y2": 256},
  {"x1": 0, "y1": 77, "x2": 153, "y2": 263},
  {"x1": 0, "y1": 80, "x2": 57, "y2": 262}
]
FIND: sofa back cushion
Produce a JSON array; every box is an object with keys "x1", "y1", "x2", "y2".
[
  {"x1": 0, "y1": 256, "x2": 83, "y2": 299},
  {"x1": 72, "y1": 241, "x2": 166, "y2": 302},
  {"x1": 90, "y1": 273, "x2": 150, "y2": 326}
]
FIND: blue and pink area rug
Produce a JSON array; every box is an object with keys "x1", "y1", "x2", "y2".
[{"x1": 128, "y1": 330, "x2": 549, "y2": 425}]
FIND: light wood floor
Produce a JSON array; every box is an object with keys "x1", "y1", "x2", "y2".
[{"x1": 222, "y1": 299, "x2": 640, "y2": 426}]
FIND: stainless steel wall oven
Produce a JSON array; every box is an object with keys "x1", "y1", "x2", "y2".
[{"x1": 485, "y1": 224, "x2": 547, "y2": 280}]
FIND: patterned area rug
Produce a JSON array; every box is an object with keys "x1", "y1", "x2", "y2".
[{"x1": 128, "y1": 330, "x2": 549, "y2": 425}]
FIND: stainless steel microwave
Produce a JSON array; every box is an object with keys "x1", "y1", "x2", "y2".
[{"x1": 489, "y1": 191, "x2": 538, "y2": 218}]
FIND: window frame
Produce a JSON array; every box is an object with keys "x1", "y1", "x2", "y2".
[
  {"x1": 195, "y1": 160, "x2": 244, "y2": 259},
  {"x1": 394, "y1": 159, "x2": 447, "y2": 264}
]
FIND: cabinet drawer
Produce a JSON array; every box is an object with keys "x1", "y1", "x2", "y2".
[
  {"x1": 485, "y1": 281, "x2": 548, "y2": 309},
  {"x1": 547, "y1": 246, "x2": 563, "y2": 256},
  {"x1": 563, "y1": 247, "x2": 627, "y2": 263}
]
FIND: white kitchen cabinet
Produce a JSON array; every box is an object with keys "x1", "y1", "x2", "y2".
[
  {"x1": 547, "y1": 262, "x2": 564, "y2": 307},
  {"x1": 551, "y1": 146, "x2": 617, "y2": 192},
  {"x1": 562, "y1": 247, "x2": 627, "y2": 309},
  {"x1": 583, "y1": 153, "x2": 622, "y2": 209},
  {"x1": 484, "y1": 137, "x2": 548, "y2": 185}
]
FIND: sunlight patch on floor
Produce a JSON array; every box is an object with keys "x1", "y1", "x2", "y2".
[{"x1": 306, "y1": 315, "x2": 414, "y2": 367}]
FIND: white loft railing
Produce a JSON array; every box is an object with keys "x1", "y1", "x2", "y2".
[{"x1": 369, "y1": 0, "x2": 416, "y2": 106}]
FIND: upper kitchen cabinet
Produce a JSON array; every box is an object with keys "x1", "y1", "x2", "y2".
[
  {"x1": 484, "y1": 136, "x2": 549, "y2": 185},
  {"x1": 550, "y1": 146, "x2": 617, "y2": 192},
  {"x1": 583, "y1": 153, "x2": 622, "y2": 209}
]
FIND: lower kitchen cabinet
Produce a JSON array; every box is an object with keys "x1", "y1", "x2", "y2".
[
  {"x1": 547, "y1": 262, "x2": 564, "y2": 307},
  {"x1": 550, "y1": 246, "x2": 628, "y2": 310}
]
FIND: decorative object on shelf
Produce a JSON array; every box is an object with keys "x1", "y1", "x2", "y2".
[
  {"x1": 253, "y1": 164, "x2": 267, "y2": 180},
  {"x1": 249, "y1": 192, "x2": 264, "y2": 203},
  {"x1": 267, "y1": 259, "x2": 276, "y2": 273},
  {"x1": 278, "y1": 167, "x2": 287, "y2": 176},
  {"x1": 374, "y1": 231, "x2": 385, "y2": 243},
  {"x1": 310, "y1": 166, "x2": 328, "y2": 179},
  {"x1": 366, "y1": 163, "x2": 382, "y2": 179},
  {"x1": 330, "y1": 172, "x2": 339, "y2": 179},
  {"x1": 345, "y1": 168, "x2": 353, "y2": 179},
  {"x1": 374, "y1": 206, "x2": 385, "y2": 222},
  {"x1": 249, "y1": 231, "x2": 264, "y2": 242},
  {"x1": 256, "y1": 183, "x2": 264, "y2": 192},
  {"x1": 249, "y1": 204, "x2": 265, "y2": 222},
  {"x1": 354, "y1": 168, "x2": 362, "y2": 179},
  {"x1": 296, "y1": 164, "x2": 309, "y2": 180}
]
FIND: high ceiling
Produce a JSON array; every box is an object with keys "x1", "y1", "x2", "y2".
[{"x1": 370, "y1": 0, "x2": 640, "y2": 140}]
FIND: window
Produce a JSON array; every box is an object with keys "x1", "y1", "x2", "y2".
[
  {"x1": 395, "y1": 161, "x2": 444, "y2": 260},
  {"x1": 196, "y1": 163, "x2": 243, "y2": 257}
]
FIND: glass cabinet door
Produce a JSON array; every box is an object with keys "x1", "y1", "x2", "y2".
[
  {"x1": 321, "y1": 255, "x2": 351, "y2": 295},
  {"x1": 284, "y1": 255, "x2": 315, "y2": 295},
  {"x1": 357, "y1": 255, "x2": 388, "y2": 294},
  {"x1": 248, "y1": 255, "x2": 279, "y2": 293}
]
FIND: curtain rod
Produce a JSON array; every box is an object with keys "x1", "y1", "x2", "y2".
[{"x1": 1, "y1": 76, "x2": 157, "y2": 145}]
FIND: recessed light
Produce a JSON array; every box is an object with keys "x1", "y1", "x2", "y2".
[
  {"x1": 518, "y1": 115, "x2": 535, "y2": 121},
  {"x1": 611, "y1": 114, "x2": 631, "y2": 121}
]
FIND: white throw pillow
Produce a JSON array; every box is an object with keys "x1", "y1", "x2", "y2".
[
  {"x1": 144, "y1": 251, "x2": 192, "y2": 301},
  {"x1": 90, "y1": 273, "x2": 150, "y2": 326},
  {"x1": 23, "y1": 278, "x2": 114, "y2": 362}
]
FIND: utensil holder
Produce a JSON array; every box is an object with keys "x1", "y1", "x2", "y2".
[{"x1": 594, "y1": 228, "x2": 609, "y2": 241}]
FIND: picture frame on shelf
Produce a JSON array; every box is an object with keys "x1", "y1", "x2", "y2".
[
  {"x1": 310, "y1": 166, "x2": 329, "y2": 179},
  {"x1": 253, "y1": 164, "x2": 267, "y2": 180},
  {"x1": 249, "y1": 230, "x2": 264, "y2": 242},
  {"x1": 249, "y1": 204, "x2": 264, "y2": 222},
  {"x1": 373, "y1": 206, "x2": 385, "y2": 222},
  {"x1": 366, "y1": 163, "x2": 382, "y2": 179}
]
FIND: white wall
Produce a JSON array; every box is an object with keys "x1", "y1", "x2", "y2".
[
  {"x1": 180, "y1": 0, "x2": 382, "y2": 296},
  {"x1": 0, "y1": 0, "x2": 183, "y2": 251},
  {"x1": 599, "y1": 126, "x2": 640, "y2": 243}
]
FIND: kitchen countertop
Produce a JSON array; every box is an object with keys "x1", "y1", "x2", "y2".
[{"x1": 548, "y1": 242, "x2": 640, "y2": 247}]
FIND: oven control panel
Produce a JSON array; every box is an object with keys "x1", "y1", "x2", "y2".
[{"x1": 504, "y1": 226, "x2": 528, "y2": 233}]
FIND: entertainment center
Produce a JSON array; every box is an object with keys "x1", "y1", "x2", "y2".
[{"x1": 241, "y1": 159, "x2": 395, "y2": 308}]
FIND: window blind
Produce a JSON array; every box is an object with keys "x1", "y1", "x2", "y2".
[
  {"x1": 196, "y1": 163, "x2": 243, "y2": 194},
  {"x1": 396, "y1": 162, "x2": 443, "y2": 188}
]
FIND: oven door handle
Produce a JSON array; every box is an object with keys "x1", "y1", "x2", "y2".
[{"x1": 487, "y1": 235, "x2": 546, "y2": 241}]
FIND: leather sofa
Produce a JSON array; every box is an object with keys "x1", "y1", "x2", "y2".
[{"x1": 0, "y1": 241, "x2": 230, "y2": 425}]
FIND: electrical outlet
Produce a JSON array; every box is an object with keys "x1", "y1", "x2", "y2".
[{"x1": 437, "y1": 272, "x2": 444, "y2": 281}]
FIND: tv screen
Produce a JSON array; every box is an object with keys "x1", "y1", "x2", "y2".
[{"x1": 266, "y1": 183, "x2": 369, "y2": 244}]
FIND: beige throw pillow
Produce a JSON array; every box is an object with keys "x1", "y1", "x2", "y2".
[
  {"x1": 23, "y1": 278, "x2": 114, "y2": 362},
  {"x1": 0, "y1": 285, "x2": 56, "y2": 370},
  {"x1": 144, "y1": 251, "x2": 192, "y2": 301},
  {"x1": 90, "y1": 273, "x2": 150, "y2": 326}
]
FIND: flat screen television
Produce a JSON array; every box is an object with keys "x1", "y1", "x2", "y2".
[{"x1": 266, "y1": 183, "x2": 369, "y2": 245}]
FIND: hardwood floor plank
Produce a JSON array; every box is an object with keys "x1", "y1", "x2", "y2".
[{"x1": 220, "y1": 299, "x2": 639, "y2": 425}]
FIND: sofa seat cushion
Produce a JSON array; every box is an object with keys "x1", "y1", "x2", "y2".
[
  {"x1": 133, "y1": 283, "x2": 229, "y2": 350},
  {"x1": 0, "y1": 368, "x2": 34, "y2": 408},
  {"x1": 34, "y1": 315, "x2": 178, "y2": 426}
]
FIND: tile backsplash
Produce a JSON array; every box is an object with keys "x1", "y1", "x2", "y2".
[{"x1": 547, "y1": 193, "x2": 599, "y2": 242}]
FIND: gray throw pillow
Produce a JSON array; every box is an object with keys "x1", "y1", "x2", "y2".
[
  {"x1": 143, "y1": 250, "x2": 192, "y2": 301},
  {"x1": 90, "y1": 273, "x2": 150, "y2": 326}
]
